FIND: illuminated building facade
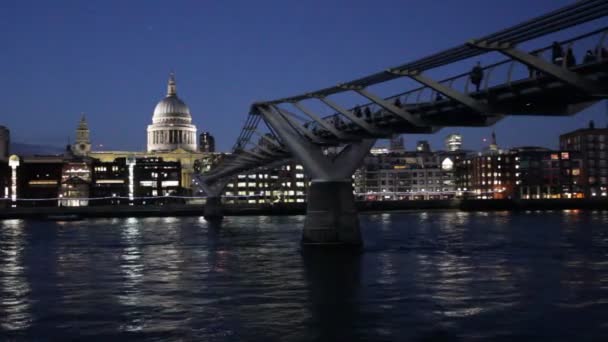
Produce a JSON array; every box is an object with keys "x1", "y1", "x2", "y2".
[
  {"x1": 513, "y1": 147, "x2": 584, "y2": 199},
  {"x1": 354, "y1": 150, "x2": 464, "y2": 200},
  {"x1": 221, "y1": 161, "x2": 308, "y2": 204},
  {"x1": 199, "y1": 132, "x2": 215, "y2": 153},
  {"x1": 456, "y1": 147, "x2": 585, "y2": 199},
  {"x1": 133, "y1": 157, "x2": 181, "y2": 203},
  {"x1": 90, "y1": 157, "x2": 182, "y2": 205},
  {"x1": 91, "y1": 159, "x2": 129, "y2": 204},
  {"x1": 15, "y1": 156, "x2": 63, "y2": 206},
  {"x1": 445, "y1": 133, "x2": 463, "y2": 152},
  {"x1": 59, "y1": 160, "x2": 92, "y2": 206},
  {"x1": 559, "y1": 122, "x2": 608, "y2": 197},
  {"x1": 456, "y1": 151, "x2": 515, "y2": 199}
]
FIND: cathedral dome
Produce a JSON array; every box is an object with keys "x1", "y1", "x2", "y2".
[
  {"x1": 152, "y1": 74, "x2": 192, "y2": 123},
  {"x1": 147, "y1": 73, "x2": 198, "y2": 153}
]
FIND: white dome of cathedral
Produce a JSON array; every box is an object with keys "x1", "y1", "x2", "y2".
[
  {"x1": 147, "y1": 73, "x2": 198, "y2": 152},
  {"x1": 152, "y1": 75, "x2": 192, "y2": 124}
]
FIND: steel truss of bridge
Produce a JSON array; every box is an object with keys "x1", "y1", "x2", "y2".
[{"x1": 197, "y1": 0, "x2": 608, "y2": 247}]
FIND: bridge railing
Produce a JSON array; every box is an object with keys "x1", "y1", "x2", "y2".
[{"x1": 387, "y1": 27, "x2": 608, "y2": 107}]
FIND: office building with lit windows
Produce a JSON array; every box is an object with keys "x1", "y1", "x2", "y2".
[
  {"x1": 90, "y1": 157, "x2": 182, "y2": 205},
  {"x1": 59, "y1": 160, "x2": 92, "y2": 207},
  {"x1": 353, "y1": 148, "x2": 465, "y2": 200},
  {"x1": 222, "y1": 161, "x2": 308, "y2": 204},
  {"x1": 559, "y1": 122, "x2": 608, "y2": 198},
  {"x1": 456, "y1": 147, "x2": 585, "y2": 199},
  {"x1": 13, "y1": 156, "x2": 64, "y2": 206},
  {"x1": 91, "y1": 159, "x2": 129, "y2": 205},
  {"x1": 513, "y1": 147, "x2": 584, "y2": 199},
  {"x1": 456, "y1": 150, "x2": 515, "y2": 199}
]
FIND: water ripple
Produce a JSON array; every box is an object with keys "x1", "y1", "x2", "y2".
[{"x1": 0, "y1": 211, "x2": 607, "y2": 340}]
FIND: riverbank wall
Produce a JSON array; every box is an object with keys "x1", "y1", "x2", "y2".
[{"x1": 0, "y1": 198, "x2": 607, "y2": 220}]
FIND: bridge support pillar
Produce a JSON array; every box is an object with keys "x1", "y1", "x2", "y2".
[
  {"x1": 258, "y1": 105, "x2": 375, "y2": 247},
  {"x1": 303, "y1": 180, "x2": 361, "y2": 246},
  {"x1": 204, "y1": 196, "x2": 224, "y2": 222},
  {"x1": 196, "y1": 177, "x2": 229, "y2": 223}
]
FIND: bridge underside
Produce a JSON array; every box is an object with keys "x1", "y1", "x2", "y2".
[{"x1": 308, "y1": 61, "x2": 608, "y2": 141}]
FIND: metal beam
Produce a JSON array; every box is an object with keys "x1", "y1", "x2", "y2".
[
  {"x1": 389, "y1": 69, "x2": 495, "y2": 115},
  {"x1": 231, "y1": 152, "x2": 262, "y2": 164},
  {"x1": 272, "y1": 105, "x2": 329, "y2": 144},
  {"x1": 317, "y1": 96, "x2": 387, "y2": 136},
  {"x1": 241, "y1": 148, "x2": 269, "y2": 160},
  {"x1": 292, "y1": 101, "x2": 354, "y2": 140},
  {"x1": 469, "y1": 40, "x2": 607, "y2": 96},
  {"x1": 257, "y1": 105, "x2": 334, "y2": 179},
  {"x1": 347, "y1": 87, "x2": 426, "y2": 126},
  {"x1": 248, "y1": 141, "x2": 280, "y2": 157},
  {"x1": 249, "y1": 128, "x2": 286, "y2": 150}
]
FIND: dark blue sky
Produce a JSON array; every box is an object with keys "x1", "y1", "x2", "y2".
[{"x1": 0, "y1": 0, "x2": 606, "y2": 152}]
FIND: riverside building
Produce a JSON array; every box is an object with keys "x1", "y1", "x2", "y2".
[
  {"x1": 221, "y1": 161, "x2": 308, "y2": 204},
  {"x1": 559, "y1": 121, "x2": 608, "y2": 197},
  {"x1": 354, "y1": 142, "x2": 465, "y2": 201}
]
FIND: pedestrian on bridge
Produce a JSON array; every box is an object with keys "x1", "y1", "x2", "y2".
[
  {"x1": 583, "y1": 50, "x2": 596, "y2": 64},
  {"x1": 469, "y1": 62, "x2": 483, "y2": 92},
  {"x1": 552, "y1": 41, "x2": 564, "y2": 65},
  {"x1": 566, "y1": 47, "x2": 576, "y2": 68}
]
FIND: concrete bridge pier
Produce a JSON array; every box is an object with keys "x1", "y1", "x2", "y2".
[
  {"x1": 259, "y1": 105, "x2": 375, "y2": 247},
  {"x1": 199, "y1": 180, "x2": 228, "y2": 222},
  {"x1": 203, "y1": 196, "x2": 224, "y2": 222},
  {"x1": 303, "y1": 180, "x2": 362, "y2": 246}
]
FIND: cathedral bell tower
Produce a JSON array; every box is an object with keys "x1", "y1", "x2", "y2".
[{"x1": 71, "y1": 114, "x2": 91, "y2": 156}]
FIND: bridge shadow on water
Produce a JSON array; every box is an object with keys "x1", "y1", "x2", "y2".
[
  {"x1": 301, "y1": 248, "x2": 363, "y2": 341},
  {"x1": 300, "y1": 247, "x2": 460, "y2": 342}
]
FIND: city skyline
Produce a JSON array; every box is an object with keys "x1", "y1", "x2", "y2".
[{"x1": 1, "y1": 0, "x2": 606, "y2": 152}]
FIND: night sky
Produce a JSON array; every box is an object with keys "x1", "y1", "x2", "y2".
[{"x1": 1, "y1": 0, "x2": 606, "y2": 152}]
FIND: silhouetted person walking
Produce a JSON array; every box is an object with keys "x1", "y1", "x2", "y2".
[
  {"x1": 583, "y1": 49, "x2": 595, "y2": 64},
  {"x1": 552, "y1": 41, "x2": 564, "y2": 65},
  {"x1": 566, "y1": 47, "x2": 576, "y2": 68},
  {"x1": 364, "y1": 107, "x2": 372, "y2": 122},
  {"x1": 393, "y1": 97, "x2": 402, "y2": 108},
  {"x1": 469, "y1": 62, "x2": 483, "y2": 92}
]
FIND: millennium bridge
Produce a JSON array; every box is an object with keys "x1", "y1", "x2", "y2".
[{"x1": 196, "y1": 0, "x2": 608, "y2": 246}]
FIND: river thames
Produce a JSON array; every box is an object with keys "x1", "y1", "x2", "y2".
[{"x1": 1, "y1": 210, "x2": 607, "y2": 341}]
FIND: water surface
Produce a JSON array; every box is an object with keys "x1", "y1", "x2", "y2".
[{"x1": 1, "y1": 210, "x2": 607, "y2": 341}]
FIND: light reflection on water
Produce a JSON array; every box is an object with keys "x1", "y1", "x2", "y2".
[
  {"x1": 0, "y1": 210, "x2": 607, "y2": 340},
  {"x1": 0, "y1": 219, "x2": 31, "y2": 331}
]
